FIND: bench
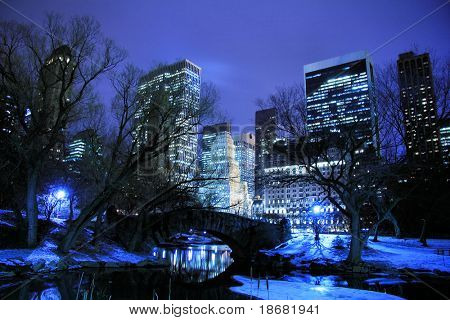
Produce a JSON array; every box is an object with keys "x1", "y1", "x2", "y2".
[{"x1": 436, "y1": 248, "x2": 450, "y2": 256}]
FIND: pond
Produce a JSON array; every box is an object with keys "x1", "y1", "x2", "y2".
[{"x1": 0, "y1": 234, "x2": 448, "y2": 300}]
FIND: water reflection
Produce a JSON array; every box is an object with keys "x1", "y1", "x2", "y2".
[
  {"x1": 152, "y1": 244, "x2": 233, "y2": 283},
  {"x1": 0, "y1": 268, "x2": 248, "y2": 300}
]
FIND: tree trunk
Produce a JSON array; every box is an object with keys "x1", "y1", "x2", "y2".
[
  {"x1": 127, "y1": 211, "x2": 145, "y2": 252},
  {"x1": 386, "y1": 211, "x2": 401, "y2": 238},
  {"x1": 59, "y1": 188, "x2": 114, "y2": 253},
  {"x1": 13, "y1": 205, "x2": 24, "y2": 244},
  {"x1": 93, "y1": 211, "x2": 103, "y2": 247},
  {"x1": 68, "y1": 195, "x2": 75, "y2": 222},
  {"x1": 419, "y1": 219, "x2": 427, "y2": 247},
  {"x1": 347, "y1": 212, "x2": 362, "y2": 264},
  {"x1": 26, "y1": 167, "x2": 39, "y2": 248},
  {"x1": 373, "y1": 224, "x2": 379, "y2": 242}
]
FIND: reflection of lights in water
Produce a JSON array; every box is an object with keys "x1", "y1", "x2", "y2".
[
  {"x1": 200, "y1": 246, "x2": 206, "y2": 259},
  {"x1": 152, "y1": 244, "x2": 233, "y2": 283}
]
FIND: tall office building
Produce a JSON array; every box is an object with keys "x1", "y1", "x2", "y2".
[
  {"x1": 255, "y1": 108, "x2": 278, "y2": 198},
  {"x1": 440, "y1": 119, "x2": 450, "y2": 166},
  {"x1": 39, "y1": 45, "x2": 73, "y2": 129},
  {"x1": 0, "y1": 96, "x2": 16, "y2": 137},
  {"x1": 39, "y1": 46, "x2": 74, "y2": 162},
  {"x1": 136, "y1": 60, "x2": 201, "y2": 180},
  {"x1": 304, "y1": 51, "x2": 379, "y2": 151},
  {"x1": 397, "y1": 52, "x2": 441, "y2": 164},
  {"x1": 200, "y1": 123, "x2": 251, "y2": 214},
  {"x1": 233, "y1": 133, "x2": 255, "y2": 198},
  {"x1": 64, "y1": 129, "x2": 102, "y2": 164}
]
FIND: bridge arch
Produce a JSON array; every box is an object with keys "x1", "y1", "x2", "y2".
[{"x1": 114, "y1": 210, "x2": 291, "y2": 261}]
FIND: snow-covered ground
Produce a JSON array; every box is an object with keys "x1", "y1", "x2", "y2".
[
  {"x1": 267, "y1": 233, "x2": 450, "y2": 273},
  {"x1": 230, "y1": 275, "x2": 403, "y2": 300},
  {"x1": 0, "y1": 215, "x2": 164, "y2": 272},
  {"x1": 0, "y1": 238, "x2": 162, "y2": 270}
]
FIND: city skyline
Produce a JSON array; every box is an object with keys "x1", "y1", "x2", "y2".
[
  {"x1": 0, "y1": 1, "x2": 449, "y2": 307},
  {"x1": 1, "y1": 0, "x2": 448, "y2": 127}
]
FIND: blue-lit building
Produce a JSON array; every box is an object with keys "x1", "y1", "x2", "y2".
[
  {"x1": 136, "y1": 60, "x2": 201, "y2": 180},
  {"x1": 200, "y1": 123, "x2": 251, "y2": 214},
  {"x1": 233, "y1": 133, "x2": 255, "y2": 198},
  {"x1": 304, "y1": 51, "x2": 379, "y2": 152}
]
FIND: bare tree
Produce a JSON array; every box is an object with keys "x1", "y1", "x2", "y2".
[
  {"x1": 257, "y1": 82, "x2": 411, "y2": 264},
  {"x1": 0, "y1": 14, "x2": 125, "y2": 247},
  {"x1": 58, "y1": 64, "x2": 221, "y2": 252},
  {"x1": 375, "y1": 54, "x2": 450, "y2": 162}
]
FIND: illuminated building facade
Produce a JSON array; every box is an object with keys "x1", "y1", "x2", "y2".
[
  {"x1": 200, "y1": 123, "x2": 251, "y2": 214},
  {"x1": 440, "y1": 119, "x2": 450, "y2": 166},
  {"x1": 304, "y1": 51, "x2": 379, "y2": 151},
  {"x1": 397, "y1": 52, "x2": 441, "y2": 164},
  {"x1": 233, "y1": 133, "x2": 255, "y2": 198},
  {"x1": 0, "y1": 96, "x2": 16, "y2": 137},
  {"x1": 136, "y1": 60, "x2": 201, "y2": 180},
  {"x1": 261, "y1": 162, "x2": 346, "y2": 231},
  {"x1": 64, "y1": 129, "x2": 102, "y2": 165},
  {"x1": 40, "y1": 46, "x2": 74, "y2": 162}
]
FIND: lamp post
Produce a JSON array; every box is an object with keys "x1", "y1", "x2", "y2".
[
  {"x1": 55, "y1": 188, "x2": 67, "y2": 219},
  {"x1": 311, "y1": 204, "x2": 323, "y2": 241}
]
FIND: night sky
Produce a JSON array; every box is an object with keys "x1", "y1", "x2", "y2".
[{"x1": 1, "y1": 0, "x2": 449, "y2": 128}]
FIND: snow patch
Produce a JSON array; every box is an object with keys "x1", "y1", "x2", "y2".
[{"x1": 230, "y1": 276, "x2": 403, "y2": 300}]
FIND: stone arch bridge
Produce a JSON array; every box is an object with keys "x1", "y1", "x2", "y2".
[{"x1": 113, "y1": 209, "x2": 291, "y2": 260}]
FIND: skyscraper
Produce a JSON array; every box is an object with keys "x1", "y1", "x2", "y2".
[
  {"x1": 136, "y1": 60, "x2": 201, "y2": 180},
  {"x1": 439, "y1": 119, "x2": 450, "y2": 166},
  {"x1": 304, "y1": 51, "x2": 379, "y2": 151},
  {"x1": 0, "y1": 96, "x2": 16, "y2": 137},
  {"x1": 255, "y1": 108, "x2": 278, "y2": 198},
  {"x1": 64, "y1": 129, "x2": 102, "y2": 164},
  {"x1": 39, "y1": 45, "x2": 73, "y2": 130},
  {"x1": 233, "y1": 133, "x2": 255, "y2": 198},
  {"x1": 397, "y1": 51, "x2": 441, "y2": 164},
  {"x1": 200, "y1": 123, "x2": 251, "y2": 214},
  {"x1": 40, "y1": 45, "x2": 74, "y2": 162}
]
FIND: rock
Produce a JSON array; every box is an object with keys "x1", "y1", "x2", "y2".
[
  {"x1": 309, "y1": 261, "x2": 328, "y2": 271},
  {"x1": 31, "y1": 259, "x2": 46, "y2": 272},
  {"x1": 46, "y1": 260, "x2": 58, "y2": 271},
  {"x1": 79, "y1": 260, "x2": 101, "y2": 268},
  {"x1": 57, "y1": 259, "x2": 70, "y2": 270},
  {"x1": 104, "y1": 261, "x2": 123, "y2": 268},
  {"x1": 352, "y1": 265, "x2": 370, "y2": 273},
  {"x1": 136, "y1": 259, "x2": 154, "y2": 267},
  {"x1": 0, "y1": 271, "x2": 15, "y2": 278}
]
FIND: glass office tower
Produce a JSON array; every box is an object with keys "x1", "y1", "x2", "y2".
[
  {"x1": 136, "y1": 60, "x2": 201, "y2": 180},
  {"x1": 233, "y1": 133, "x2": 255, "y2": 198},
  {"x1": 200, "y1": 123, "x2": 251, "y2": 214},
  {"x1": 397, "y1": 51, "x2": 441, "y2": 164},
  {"x1": 304, "y1": 51, "x2": 379, "y2": 151}
]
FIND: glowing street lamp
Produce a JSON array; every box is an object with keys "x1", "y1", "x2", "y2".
[
  {"x1": 312, "y1": 205, "x2": 322, "y2": 214},
  {"x1": 55, "y1": 189, "x2": 67, "y2": 200},
  {"x1": 311, "y1": 204, "x2": 323, "y2": 242}
]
